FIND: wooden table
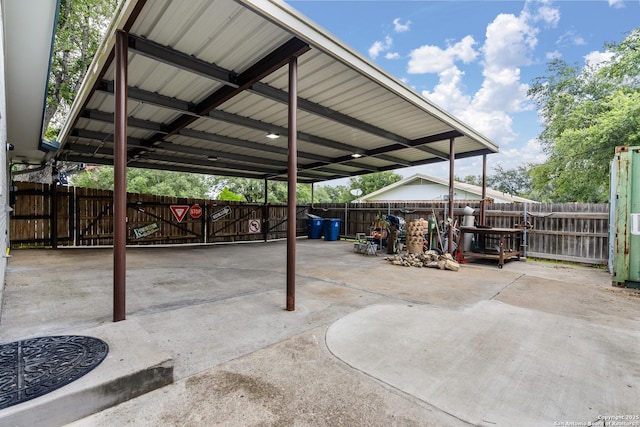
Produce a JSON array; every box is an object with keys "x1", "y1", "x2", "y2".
[{"x1": 458, "y1": 226, "x2": 523, "y2": 268}]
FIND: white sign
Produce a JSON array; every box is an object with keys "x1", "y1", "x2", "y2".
[
  {"x1": 248, "y1": 219, "x2": 261, "y2": 233},
  {"x1": 631, "y1": 213, "x2": 640, "y2": 235},
  {"x1": 210, "y1": 206, "x2": 231, "y2": 221},
  {"x1": 133, "y1": 222, "x2": 160, "y2": 239}
]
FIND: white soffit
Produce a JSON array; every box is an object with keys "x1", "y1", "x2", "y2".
[{"x1": 2, "y1": 0, "x2": 58, "y2": 164}]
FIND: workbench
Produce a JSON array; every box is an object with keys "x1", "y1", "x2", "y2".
[{"x1": 458, "y1": 226, "x2": 523, "y2": 268}]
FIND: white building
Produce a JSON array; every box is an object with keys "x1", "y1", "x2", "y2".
[{"x1": 354, "y1": 173, "x2": 537, "y2": 204}]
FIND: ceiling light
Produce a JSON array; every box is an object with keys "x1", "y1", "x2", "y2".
[
  {"x1": 266, "y1": 133, "x2": 280, "y2": 139},
  {"x1": 351, "y1": 153, "x2": 363, "y2": 158}
]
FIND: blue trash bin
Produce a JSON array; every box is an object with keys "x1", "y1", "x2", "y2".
[
  {"x1": 323, "y1": 218, "x2": 341, "y2": 241},
  {"x1": 306, "y1": 218, "x2": 323, "y2": 239}
]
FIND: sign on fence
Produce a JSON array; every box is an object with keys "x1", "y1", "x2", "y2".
[
  {"x1": 133, "y1": 222, "x2": 160, "y2": 239},
  {"x1": 211, "y1": 206, "x2": 231, "y2": 221},
  {"x1": 248, "y1": 219, "x2": 261, "y2": 233},
  {"x1": 190, "y1": 204, "x2": 202, "y2": 219},
  {"x1": 170, "y1": 205, "x2": 189, "y2": 222}
]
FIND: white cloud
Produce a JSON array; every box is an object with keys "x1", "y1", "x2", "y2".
[
  {"x1": 421, "y1": 67, "x2": 471, "y2": 111},
  {"x1": 473, "y1": 68, "x2": 532, "y2": 113},
  {"x1": 459, "y1": 110, "x2": 518, "y2": 146},
  {"x1": 546, "y1": 50, "x2": 562, "y2": 60},
  {"x1": 584, "y1": 50, "x2": 614, "y2": 69},
  {"x1": 422, "y1": 71, "x2": 518, "y2": 146},
  {"x1": 393, "y1": 18, "x2": 411, "y2": 33},
  {"x1": 483, "y1": 13, "x2": 538, "y2": 71},
  {"x1": 557, "y1": 30, "x2": 586, "y2": 47},
  {"x1": 533, "y1": 5, "x2": 560, "y2": 27},
  {"x1": 496, "y1": 138, "x2": 546, "y2": 165},
  {"x1": 608, "y1": 0, "x2": 625, "y2": 8},
  {"x1": 385, "y1": 52, "x2": 400, "y2": 60},
  {"x1": 396, "y1": 137, "x2": 545, "y2": 181},
  {"x1": 408, "y1": 35, "x2": 477, "y2": 74},
  {"x1": 413, "y1": 1, "x2": 559, "y2": 152},
  {"x1": 368, "y1": 35, "x2": 392, "y2": 59}
]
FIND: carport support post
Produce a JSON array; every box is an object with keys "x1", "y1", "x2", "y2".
[
  {"x1": 481, "y1": 154, "x2": 487, "y2": 226},
  {"x1": 448, "y1": 137, "x2": 455, "y2": 254},
  {"x1": 286, "y1": 56, "x2": 298, "y2": 311},
  {"x1": 113, "y1": 30, "x2": 128, "y2": 322}
]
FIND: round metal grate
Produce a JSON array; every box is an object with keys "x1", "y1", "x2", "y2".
[{"x1": 0, "y1": 335, "x2": 108, "y2": 409}]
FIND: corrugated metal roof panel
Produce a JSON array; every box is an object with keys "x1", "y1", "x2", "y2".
[{"x1": 57, "y1": 0, "x2": 499, "y2": 184}]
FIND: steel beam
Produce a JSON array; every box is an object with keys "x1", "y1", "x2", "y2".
[
  {"x1": 148, "y1": 38, "x2": 310, "y2": 143},
  {"x1": 127, "y1": 34, "x2": 236, "y2": 86},
  {"x1": 95, "y1": 81, "x2": 411, "y2": 166},
  {"x1": 251, "y1": 82, "x2": 451, "y2": 159}
]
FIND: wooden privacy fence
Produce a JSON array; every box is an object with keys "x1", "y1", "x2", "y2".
[
  {"x1": 11, "y1": 183, "x2": 610, "y2": 264},
  {"x1": 10, "y1": 183, "x2": 309, "y2": 247},
  {"x1": 309, "y1": 201, "x2": 610, "y2": 265}
]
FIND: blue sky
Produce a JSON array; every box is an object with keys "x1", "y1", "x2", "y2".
[{"x1": 286, "y1": 0, "x2": 639, "y2": 182}]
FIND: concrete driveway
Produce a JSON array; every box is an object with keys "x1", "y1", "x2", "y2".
[{"x1": 0, "y1": 240, "x2": 638, "y2": 426}]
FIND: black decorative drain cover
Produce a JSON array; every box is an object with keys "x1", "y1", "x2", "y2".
[{"x1": 0, "y1": 335, "x2": 108, "y2": 409}]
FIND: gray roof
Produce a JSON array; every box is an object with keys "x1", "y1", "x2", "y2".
[
  {"x1": 355, "y1": 173, "x2": 538, "y2": 203},
  {"x1": 57, "y1": 0, "x2": 499, "y2": 183}
]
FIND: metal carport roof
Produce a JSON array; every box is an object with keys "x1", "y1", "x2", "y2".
[{"x1": 56, "y1": 0, "x2": 499, "y2": 184}]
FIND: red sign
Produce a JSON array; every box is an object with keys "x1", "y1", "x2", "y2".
[
  {"x1": 190, "y1": 204, "x2": 202, "y2": 219},
  {"x1": 170, "y1": 205, "x2": 189, "y2": 222}
]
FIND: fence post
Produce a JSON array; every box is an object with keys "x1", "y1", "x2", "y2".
[
  {"x1": 75, "y1": 188, "x2": 81, "y2": 246},
  {"x1": 50, "y1": 183, "x2": 58, "y2": 249},
  {"x1": 344, "y1": 202, "x2": 348, "y2": 236},
  {"x1": 523, "y1": 203, "x2": 528, "y2": 259},
  {"x1": 263, "y1": 203, "x2": 269, "y2": 242}
]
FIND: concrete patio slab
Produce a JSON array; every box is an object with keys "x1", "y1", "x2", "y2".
[
  {"x1": 0, "y1": 240, "x2": 637, "y2": 426},
  {"x1": 326, "y1": 301, "x2": 640, "y2": 426},
  {"x1": 0, "y1": 319, "x2": 173, "y2": 427}
]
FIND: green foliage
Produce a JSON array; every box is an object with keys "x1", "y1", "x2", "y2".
[
  {"x1": 489, "y1": 165, "x2": 533, "y2": 198},
  {"x1": 457, "y1": 175, "x2": 483, "y2": 186},
  {"x1": 527, "y1": 29, "x2": 640, "y2": 202},
  {"x1": 211, "y1": 177, "x2": 335, "y2": 203},
  {"x1": 348, "y1": 171, "x2": 403, "y2": 201},
  {"x1": 218, "y1": 188, "x2": 245, "y2": 201},
  {"x1": 71, "y1": 167, "x2": 404, "y2": 203},
  {"x1": 71, "y1": 166, "x2": 214, "y2": 199},
  {"x1": 317, "y1": 185, "x2": 351, "y2": 203},
  {"x1": 211, "y1": 173, "x2": 401, "y2": 204},
  {"x1": 457, "y1": 167, "x2": 534, "y2": 199},
  {"x1": 46, "y1": 0, "x2": 117, "y2": 134}
]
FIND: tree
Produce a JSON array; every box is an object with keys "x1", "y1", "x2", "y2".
[
  {"x1": 315, "y1": 185, "x2": 350, "y2": 203},
  {"x1": 488, "y1": 165, "x2": 532, "y2": 198},
  {"x1": 71, "y1": 167, "x2": 214, "y2": 199},
  {"x1": 348, "y1": 171, "x2": 403, "y2": 200},
  {"x1": 218, "y1": 188, "x2": 244, "y2": 201},
  {"x1": 527, "y1": 29, "x2": 640, "y2": 202},
  {"x1": 46, "y1": 0, "x2": 117, "y2": 137},
  {"x1": 457, "y1": 175, "x2": 483, "y2": 186}
]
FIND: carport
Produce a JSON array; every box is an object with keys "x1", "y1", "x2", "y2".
[{"x1": 54, "y1": 0, "x2": 499, "y2": 321}]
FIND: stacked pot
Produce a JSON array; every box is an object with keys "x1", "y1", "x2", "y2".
[{"x1": 406, "y1": 219, "x2": 425, "y2": 253}]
